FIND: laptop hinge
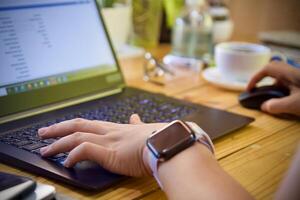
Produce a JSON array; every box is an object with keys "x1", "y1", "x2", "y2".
[{"x1": 0, "y1": 88, "x2": 122, "y2": 125}]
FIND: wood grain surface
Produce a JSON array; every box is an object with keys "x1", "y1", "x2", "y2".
[{"x1": 0, "y1": 44, "x2": 299, "y2": 200}]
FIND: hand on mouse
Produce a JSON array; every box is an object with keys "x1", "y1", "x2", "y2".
[
  {"x1": 247, "y1": 61, "x2": 300, "y2": 116},
  {"x1": 38, "y1": 114, "x2": 166, "y2": 177}
]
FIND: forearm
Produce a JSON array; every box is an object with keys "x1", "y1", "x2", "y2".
[
  {"x1": 275, "y1": 146, "x2": 300, "y2": 200},
  {"x1": 158, "y1": 143, "x2": 253, "y2": 200}
]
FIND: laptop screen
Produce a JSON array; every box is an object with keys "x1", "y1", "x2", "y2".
[{"x1": 0, "y1": 0, "x2": 124, "y2": 117}]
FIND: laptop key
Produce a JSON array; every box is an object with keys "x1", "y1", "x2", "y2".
[
  {"x1": 56, "y1": 157, "x2": 66, "y2": 165},
  {"x1": 52, "y1": 153, "x2": 67, "y2": 159},
  {"x1": 15, "y1": 140, "x2": 33, "y2": 147},
  {"x1": 28, "y1": 136, "x2": 41, "y2": 141},
  {"x1": 48, "y1": 153, "x2": 67, "y2": 165},
  {"x1": 22, "y1": 143, "x2": 48, "y2": 151},
  {"x1": 31, "y1": 148, "x2": 43, "y2": 155}
]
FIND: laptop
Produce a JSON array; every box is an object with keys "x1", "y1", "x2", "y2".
[{"x1": 0, "y1": 0, "x2": 254, "y2": 191}]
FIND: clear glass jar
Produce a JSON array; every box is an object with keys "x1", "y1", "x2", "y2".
[{"x1": 171, "y1": 0, "x2": 213, "y2": 60}]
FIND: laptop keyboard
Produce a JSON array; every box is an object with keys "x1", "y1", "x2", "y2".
[{"x1": 0, "y1": 93, "x2": 195, "y2": 165}]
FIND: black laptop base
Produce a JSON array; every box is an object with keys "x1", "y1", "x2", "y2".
[
  {"x1": 0, "y1": 143, "x2": 123, "y2": 191},
  {"x1": 0, "y1": 87, "x2": 254, "y2": 190}
]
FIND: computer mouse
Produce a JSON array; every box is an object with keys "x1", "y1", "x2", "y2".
[{"x1": 239, "y1": 85, "x2": 290, "y2": 110}]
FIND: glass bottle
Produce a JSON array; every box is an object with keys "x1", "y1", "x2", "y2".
[{"x1": 171, "y1": 0, "x2": 213, "y2": 60}]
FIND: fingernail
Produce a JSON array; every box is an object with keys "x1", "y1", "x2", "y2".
[
  {"x1": 38, "y1": 128, "x2": 47, "y2": 136},
  {"x1": 63, "y1": 159, "x2": 70, "y2": 168},
  {"x1": 40, "y1": 147, "x2": 48, "y2": 155}
]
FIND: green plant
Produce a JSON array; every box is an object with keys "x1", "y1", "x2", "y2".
[
  {"x1": 98, "y1": 0, "x2": 129, "y2": 8},
  {"x1": 98, "y1": 0, "x2": 115, "y2": 8}
]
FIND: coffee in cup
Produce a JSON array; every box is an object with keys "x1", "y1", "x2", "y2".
[{"x1": 215, "y1": 42, "x2": 271, "y2": 82}]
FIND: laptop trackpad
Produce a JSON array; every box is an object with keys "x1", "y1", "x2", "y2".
[{"x1": 183, "y1": 105, "x2": 253, "y2": 140}]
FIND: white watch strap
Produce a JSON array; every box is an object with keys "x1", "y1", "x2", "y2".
[
  {"x1": 147, "y1": 121, "x2": 215, "y2": 190},
  {"x1": 186, "y1": 121, "x2": 215, "y2": 154},
  {"x1": 148, "y1": 151, "x2": 164, "y2": 189}
]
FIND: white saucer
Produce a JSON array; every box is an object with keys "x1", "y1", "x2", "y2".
[{"x1": 202, "y1": 67, "x2": 274, "y2": 91}]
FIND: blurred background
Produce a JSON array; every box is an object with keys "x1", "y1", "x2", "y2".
[
  {"x1": 98, "y1": 0, "x2": 300, "y2": 60},
  {"x1": 226, "y1": 0, "x2": 300, "y2": 42}
]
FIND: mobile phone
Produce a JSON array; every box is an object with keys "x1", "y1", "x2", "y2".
[{"x1": 0, "y1": 171, "x2": 36, "y2": 200}]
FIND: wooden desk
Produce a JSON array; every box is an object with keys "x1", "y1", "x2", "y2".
[{"x1": 1, "y1": 44, "x2": 299, "y2": 200}]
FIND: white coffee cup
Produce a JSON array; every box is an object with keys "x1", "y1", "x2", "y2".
[{"x1": 215, "y1": 42, "x2": 271, "y2": 82}]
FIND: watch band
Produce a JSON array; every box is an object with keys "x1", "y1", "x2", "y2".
[
  {"x1": 147, "y1": 121, "x2": 215, "y2": 190},
  {"x1": 148, "y1": 150, "x2": 164, "y2": 189},
  {"x1": 185, "y1": 121, "x2": 215, "y2": 154}
]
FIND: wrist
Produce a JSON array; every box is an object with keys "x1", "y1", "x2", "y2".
[
  {"x1": 157, "y1": 143, "x2": 216, "y2": 197},
  {"x1": 158, "y1": 142, "x2": 214, "y2": 172},
  {"x1": 143, "y1": 121, "x2": 215, "y2": 188},
  {"x1": 145, "y1": 142, "x2": 214, "y2": 190},
  {"x1": 144, "y1": 139, "x2": 215, "y2": 185}
]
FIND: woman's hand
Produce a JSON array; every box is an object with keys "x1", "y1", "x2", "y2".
[
  {"x1": 247, "y1": 61, "x2": 300, "y2": 116},
  {"x1": 38, "y1": 114, "x2": 166, "y2": 177},
  {"x1": 38, "y1": 116, "x2": 253, "y2": 200}
]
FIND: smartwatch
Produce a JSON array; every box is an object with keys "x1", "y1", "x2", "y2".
[{"x1": 146, "y1": 120, "x2": 214, "y2": 189}]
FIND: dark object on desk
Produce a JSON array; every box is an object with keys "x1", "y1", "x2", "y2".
[
  {"x1": 0, "y1": 171, "x2": 36, "y2": 200},
  {"x1": 239, "y1": 85, "x2": 290, "y2": 110}
]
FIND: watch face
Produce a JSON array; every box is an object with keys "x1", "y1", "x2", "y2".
[{"x1": 147, "y1": 121, "x2": 195, "y2": 160}]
